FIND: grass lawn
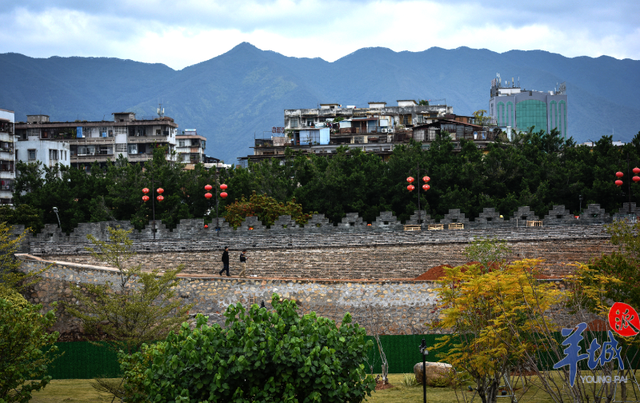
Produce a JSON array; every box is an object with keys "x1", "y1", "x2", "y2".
[
  {"x1": 28, "y1": 373, "x2": 638, "y2": 402},
  {"x1": 29, "y1": 379, "x2": 114, "y2": 403},
  {"x1": 365, "y1": 374, "x2": 460, "y2": 402}
]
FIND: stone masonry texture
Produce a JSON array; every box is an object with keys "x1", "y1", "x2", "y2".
[{"x1": 12, "y1": 204, "x2": 621, "y2": 336}]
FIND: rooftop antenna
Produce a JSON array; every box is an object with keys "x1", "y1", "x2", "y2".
[{"x1": 157, "y1": 103, "x2": 164, "y2": 118}]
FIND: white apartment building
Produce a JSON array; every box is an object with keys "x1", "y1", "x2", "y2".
[
  {"x1": 0, "y1": 108, "x2": 15, "y2": 204},
  {"x1": 15, "y1": 112, "x2": 178, "y2": 171},
  {"x1": 15, "y1": 135, "x2": 70, "y2": 169},
  {"x1": 176, "y1": 129, "x2": 207, "y2": 168}
]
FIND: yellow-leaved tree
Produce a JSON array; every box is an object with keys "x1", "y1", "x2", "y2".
[{"x1": 432, "y1": 258, "x2": 564, "y2": 403}]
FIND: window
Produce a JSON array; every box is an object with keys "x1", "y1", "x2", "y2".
[
  {"x1": 128, "y1": 144, "x2": 138, "y2": 154},
  {"x1": 114, "y1": 126, "x2": 127, "y2": 135},
  {"x1": 289, "y1": 118, "x2": 299, "y2": 128},
  {"x1": 28, "y1": 149, "x2": 36, "y2": 161},
  {"x1": 49, "y1": 149, "x2": 58, "y2": 160},
  {"x1": 116, "y1": 143, "x2": 126, "y2": 153},
  {"x1": 306, "y1": 119, "x2": 314, "y2": 127},
  {"x1": 178, "y1": 140, "x2": 186, "y2": 147}
]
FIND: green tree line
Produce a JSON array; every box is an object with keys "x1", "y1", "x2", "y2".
[{"x1": 5, "y1": 129, "x2": 640, "y2": 233}]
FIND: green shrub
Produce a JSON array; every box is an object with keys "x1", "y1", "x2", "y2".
[
  {"x1": 0, "y1": 297, "x2": 59, "y2": 403},
  {"x1": 125, "y1": 294, "x2": 375, "y2": 402}
]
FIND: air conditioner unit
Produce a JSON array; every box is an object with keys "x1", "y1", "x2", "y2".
[
  {"x1": 387, "y1": 128, "x2": 394, "y2": 133},
  {"x1": 381, "y1": 128, "x2": 388, "y2": 133}
]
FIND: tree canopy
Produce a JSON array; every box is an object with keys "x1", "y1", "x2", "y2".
[{"x1": 10, "y1": 129, "x2": 640, "y2": 231}]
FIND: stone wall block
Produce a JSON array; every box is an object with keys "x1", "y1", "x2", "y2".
[
  {"x1": 544, "y1": 205, "x2": 577, "y2": 226},
  {"x1": 472, "y1": 207, "x2": 508, "y2": 229},
  {"x1": 510, "y1": 206, "x2": 540, "y2": 225},
  {"x1": 337, "y1": 212, "x2": 365, "y2": 232},
  {"x1": 406, "y1": 210, "x2": 434, "y2": 225},
  {"x1": 440, "y1": 209, "x2": 470, "y2": 225},
  {"x1": 238, "y1": 216, "x2": 265, "y2": 232},
  {"x1": 580, "y1": 204, "x2": 611, "y2": 224},
  {"x1": 373, "y1": 211, "x2": 403, "y2": 231}
]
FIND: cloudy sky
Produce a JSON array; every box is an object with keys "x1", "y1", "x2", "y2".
[{"x1": 1, "y1": 0, "x2": 638, "y2": 70}]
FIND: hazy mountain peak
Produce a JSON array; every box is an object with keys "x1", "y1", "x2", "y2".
[{"x1": 0, "y1": 45, "x2": 638, "y2": 163}]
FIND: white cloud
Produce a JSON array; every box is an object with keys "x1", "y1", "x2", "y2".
[{"x1": 0, "y1": 0, "x2": 638, "y2": 69}]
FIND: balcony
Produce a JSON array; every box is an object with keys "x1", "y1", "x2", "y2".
[
  {"x1": 127, "y1": 135, "x2": 171, "y2": 144},
  {"x1": 71, "y1": 154, "x2": 114, "y2": 162},
  {"x1": 68, "y1": 137, "x2": 115, "y2": 145},
  {"x1": 127, "y1": 153, "x2": 154, "y2": 162}
]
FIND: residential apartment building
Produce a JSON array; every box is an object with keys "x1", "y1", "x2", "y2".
[
  {"x1": 241, "y1": 100, "x2": 500, "y2": 164},
  {"x1": 176, "y1": 129, "x2": 207, "y2": 168},
  {"x1": 14, "y1": 112, "x2": 179, "y2": 171},
  {"x1": 0, "y1": 108, "x2": 15, "y2": 204},
  {"x1": 489, "y1": 74, "x2": 567, "y2": 138}
]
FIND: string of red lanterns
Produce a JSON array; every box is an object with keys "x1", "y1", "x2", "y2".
[
  {"x1": 407, "y1": 176, "x2": 431, "y2": 192},
  {"x1": 615, "y1": 167, "x2": 640, "y2": 187},
  {"x1": 406, "y1": 169, "x2": 431, "y2": 227},
  {"x1": 204, "y1": 183, "x2": 229, "y2": 231},
  {"x1": 141, "y1": 186, "x2": 164, "y2": 240},
  {"x1": 142, "y1": 187, "x2": 165, "y2": 202}
]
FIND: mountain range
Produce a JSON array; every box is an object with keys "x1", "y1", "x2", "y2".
[{"x1": 1, "y1": 42, "x2": 639, "y2": 163}]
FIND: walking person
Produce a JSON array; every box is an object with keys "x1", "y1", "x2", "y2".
[
  {"x1": 219, "y1": 246, "x2": 230, "y2": 276},
  {"x1": 239, "y1": 250, "x2": 248, "y2": 277}
]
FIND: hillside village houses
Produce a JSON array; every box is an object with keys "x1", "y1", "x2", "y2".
[{"x1": 239, "y1": 99, "x2": 502, "y2": 165}]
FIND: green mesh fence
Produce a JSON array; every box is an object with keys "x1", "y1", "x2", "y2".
[
  {"x1": 49, "y1": 334, "x2": 640, "y2": 379},
  {"x1": 48, "y1": 342, "x2": 120, "y2": 379},
  {"x1": 48, "y1": 336, "x2": 443, "y2": 379},
  {"x1": 365, "y1": 334, "x2": 443, "y2": 374}
]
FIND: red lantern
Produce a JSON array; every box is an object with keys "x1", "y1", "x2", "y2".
[
  {"x1": 634, "y1": 176, "x2": 640, "y2": 183},
  {"x1": 220, "y1": 192, "x2": 228, "y2": 198},
  {"x1": 142, "y1": 195, "x2": 149, "y2": 202},
  {"x1": 220, "y1": 183, "x2": 228, "y2": 190},
  {"x1": 157, "y1": 188, "x2": 164, "y2": 194},
  {"x1": 157, "y1": 195, "x2": 164, "y2": 202},
  {"x1": 634, "y1": 167, "x2": 640, "y2": 175},
  {"x1": 422, "y1": 184, "x2": 430, "y2": 191},
  {"x1": 204, "y1": 184, "x2": 212, "y2": 191},
  {"x1": 406, "y1": 177, "x2": 415, "y2": 183},
  {"x1": 204, "y1": 224, "x2": 208, "y2": 229},
  {"x1": 422, "y1": 176, "x2": 430, "y2": 183},
  {"x1": 142, "y1": 188, "x2": 149, "y2": 194},
  {"x1": 407, "y1": 184, "x2": 415, "y2": 192},
  {"x1": 204, "y1": 192, "x2": 213, "y2": 199},
  {"x1": 616, "y1": 172, "x2": 624, "y2": 178},
  {"x1": 615, "y1": 180, "x2": 623, "y2": 186}
]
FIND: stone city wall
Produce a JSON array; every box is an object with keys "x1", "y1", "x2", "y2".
[
  {"x1": 42, "y1": 236, "x2": 613, "y2": 279},
  {"x1": 18, "y1": 257, "x2": 440, "y2": 338},
  {"x1": 15, "y1": 204, "x2": 616, "y2": 257}
]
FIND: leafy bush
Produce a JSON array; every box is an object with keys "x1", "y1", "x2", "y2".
[
  {"x1": 0, "y1": 296, "x2": 59, "y2": 403},
  {"x1": 125, "y1": 294, "x2": 375, "y2": 402},
  {"x1": 223, "y1": 192, "x2": 314, "y2": 228}
]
